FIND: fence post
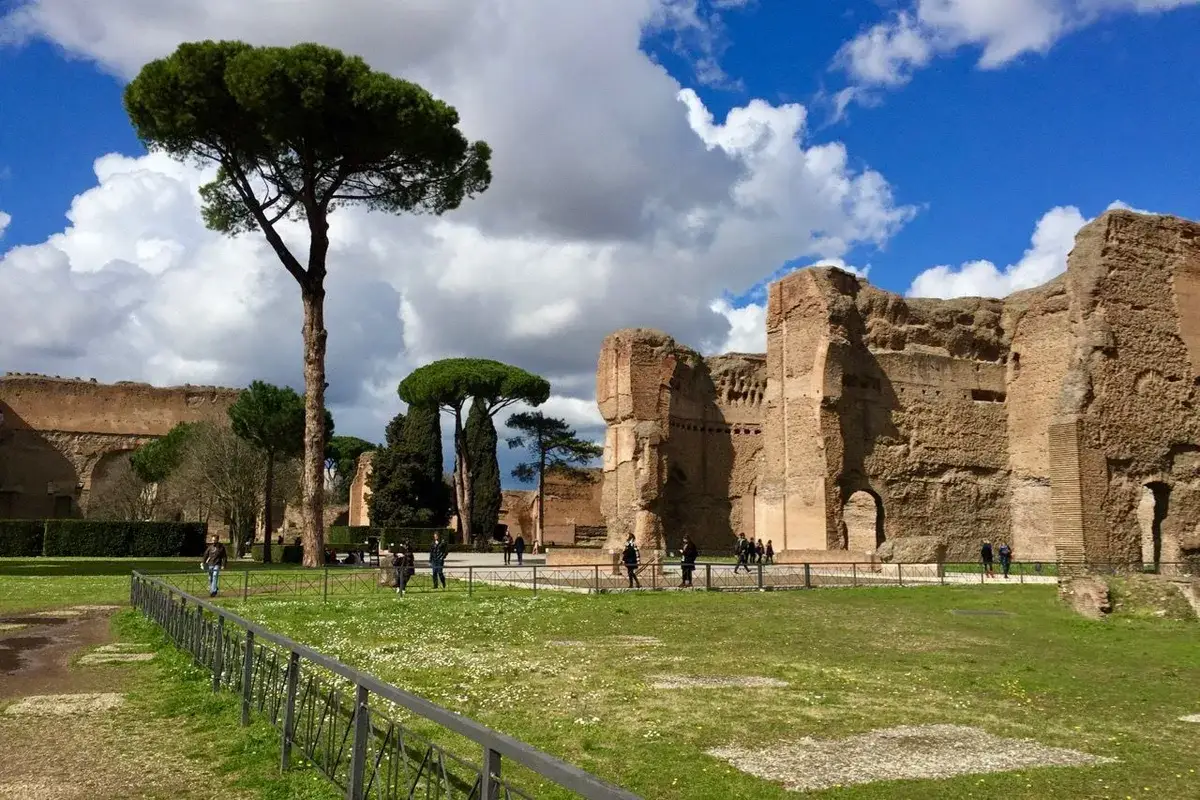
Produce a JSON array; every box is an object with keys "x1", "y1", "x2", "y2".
[
  {"x1": 532, "y1": 565, "x2": 538, "y2": 596},
  {"x1": 242, "y1": 571, "x2": 250, "y2": 601},
  {"x1": 594, "y1": 565, "x2": 600, "y2": 594},
  {"x1": 705, "y1": 563, "x2": 712, "y2": 591},
  {"x1": 980, "y1": 566, "x2": 984, "y2": 585},
  {"x1": 757, "y1": 562, "x2": 764, "y2": 590},
  {"x1": 280, "y1": 651, "x2": 301, "y2": 771},
  {"x1": 323, "y1": 567, "x2": 330, "y2": 603},
  {"x1": 468, "y1": 566, "x2": 474, "y2": 596},
  {"x1": 852, "y1": 563, "x2": 858, "y2": 587},
  {"x1": 481, "y1": 746, "x2": 502, "y2": 800},
  {"x1": 651, "y1": 562, "x2": 657, "y2": 590},
  {"x1": 804, "y1": 563, "x2": 812, "y2": 589},
  {"x1": 346, "y1": 684, "x2": 370, "y2": 800},
  {"x1": 192, "y1": 605, "x2": 202, "y2": 666},
  {"x1": 241, "y1": 630, "x2": 255, "y2": 726},
  {"x1": 897, "y1": 563, "x2": 904, "y2": 587},
  {"x1": 213, "y1": 616, "x2": 225, "y2": 692}
]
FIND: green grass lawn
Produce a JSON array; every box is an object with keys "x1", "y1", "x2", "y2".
[
  {"x1": 0, "y1": 557, "x2": 303, "y2": 614},
  {"x1": 222, "y1": 585, "x2": 1200, "y2": 800}
]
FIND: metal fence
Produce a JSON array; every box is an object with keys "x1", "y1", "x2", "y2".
[
  {"x1": 129, "y1": 572, "x2": 641, "y2": 800},
  {"x1": 147, "y1": 560, "x2": 1195, "y2": 604}
]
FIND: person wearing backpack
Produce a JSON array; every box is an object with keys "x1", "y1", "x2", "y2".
[{"x1": 622, "y1": 534, "x2": 642, "y2": 588}]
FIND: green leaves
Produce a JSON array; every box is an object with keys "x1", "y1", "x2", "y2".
[
  {"x1": 130, "y1": 422, "x2": 195, "y2": 484},
  {"x1": 398, "y1": 358, "x2": 550, "y2": 414},
  {"x1": 228, "y1": 381, "x2": 308, "y2": 458},
  {"x1": 466, "y1": 397, "x2": 501, "y2": 540},
  {"x1": 505, "y1": 411, "x2": 602, "y2": 484},
  {"x1": 123, "y1": 39, "x2": 492, "y2": 248}
]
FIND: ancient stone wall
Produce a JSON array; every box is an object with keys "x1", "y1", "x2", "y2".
[
  {"x1": 348, "y1": 451, "x2": 374, "y2": 527},
  {"x1": 535, "y1": 467, "x2": 605, "y2": 545},
  {"x1": 0, "y1": 374, "x2": 239, "y2": 519},
  {"x1": 597, "y1": 329, "x2": 764, "y2": 555},
  {"x1": 594, "y1": 211, "x2": 1200, "y2": 563},
  {"x1": 1049, "y1": 211, "x2": 1200, "y2": 567}
]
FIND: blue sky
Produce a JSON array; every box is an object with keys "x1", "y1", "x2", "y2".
[
  {"x1": 6, "y1": 2, "x2": 1198, "y2": 295},
  {"x1": 1, "y1": 0, "x2": 1199, "y2": 485}
]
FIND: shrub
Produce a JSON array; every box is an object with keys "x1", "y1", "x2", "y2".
[
  {"x1": 42, "y1": 520, "x2": 207, "y2": 557},
  {"x1": 0, "y1": 520, "x2": 45, "y2": 557},
  {"x1": 249, "y1": 543, "x2": 304, "y2": 564}
]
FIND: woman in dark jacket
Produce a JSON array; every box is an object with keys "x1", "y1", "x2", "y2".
[{"x1": 680, "y1": 536, "x2": 698, "y2": 588}]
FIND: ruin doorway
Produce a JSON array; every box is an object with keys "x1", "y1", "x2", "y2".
[
  {"x1": 844, "y1": 490, "x2": 884, "y2": 552},
  {"x1": 1137, "y1": 482, "x2": 1170, "y2": 571}
]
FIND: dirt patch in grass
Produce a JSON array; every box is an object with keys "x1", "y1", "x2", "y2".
[
  {"x1": 0, "y1": 708, "x2": 251, "y2": 800},
  {"x1": 78, "y1": 652, "x2": 155, "y2": 665},
  {"x1": 708, "y1": 723, "x2": 1115, "y2": 793},
  {"x1": 651, "y1": 674, "x2": 790, "y2": 689},
  {"x1": 4, "y1": 692, "x2": 126, "y2": 717}
]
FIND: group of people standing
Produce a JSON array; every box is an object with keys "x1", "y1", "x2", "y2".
[
  {"x1": 980, "y1": 540, "x2": 1014, "y2": 578},
  {"x1": 390, "y1": 531, "x2": 450, "y2": 595},
  {"x1": 733, "y1": 533, "x2": 773, "y2": 573},
  {"x1": 501, "y1": 532, "x2": 527, "y2": 565}
]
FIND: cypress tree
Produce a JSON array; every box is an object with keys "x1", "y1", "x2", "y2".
[
  {"x1": 465, "y1": 396, "x2": 501, "y2": 544},
  {"x1": 368, "y1": 406, "x2": 451, "y2": 528},
  {"x1": 400, "y1": 403, "x2": 450, "y2": 526}
]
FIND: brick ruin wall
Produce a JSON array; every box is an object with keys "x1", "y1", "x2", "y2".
[
  {"x1": 597, "y1": 329, "x2": 764, "y2": 554},
  {"x1": 0, "y1": 374, "x2": 239, "y2": 519},
  {"x1": 597, "y1": 210, "x2": 1200, "y2": 565}
]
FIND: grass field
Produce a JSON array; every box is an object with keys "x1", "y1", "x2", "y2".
[
  {"x1": 223, "y1": 584, "x2": 1200, "y2": 799},
  {"x1": 0, "y1": 557, "x2": 301, "y2": 613}
]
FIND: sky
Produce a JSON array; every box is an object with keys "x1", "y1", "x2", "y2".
[{"x1": 1, "y1": 0, "x2": 1199, "y2": 488}]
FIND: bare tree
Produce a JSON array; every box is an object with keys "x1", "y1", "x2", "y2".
[{"x1": 174, "y1": 422, "x2": 267, "y2": 556}]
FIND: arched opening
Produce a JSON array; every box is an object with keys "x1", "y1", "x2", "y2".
[
  {"x1": 1137, "y1": 482, "x2": 1170, "y2": 571},
  {"x1": 844, "y1": 490, "x2": 885, "y2": 553},
  {"x1": 86, "y1": 449, "x2": 141, "y2": 519}
]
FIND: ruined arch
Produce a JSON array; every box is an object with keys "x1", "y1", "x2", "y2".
[{"x1": 844, "y1": 489, "x2": 885, "y2": 552}]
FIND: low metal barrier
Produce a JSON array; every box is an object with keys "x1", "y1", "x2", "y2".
[
  {"x1": 148, "y1": 560, "x2": 1194, "y2": 604},
  {"x1": 130, "y1": 572, "x2": 641, "y2": 800}
]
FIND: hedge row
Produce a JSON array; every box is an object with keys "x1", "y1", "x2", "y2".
[
  {"x1": 249, "y1": 543, "x2": 305, "y2": 564},
  {"x1": 0, "y1": 519, "x2": 207, "y2": 558},
  {"x1": 0, "y1": 521, "x2": 45, "y2": 557}
]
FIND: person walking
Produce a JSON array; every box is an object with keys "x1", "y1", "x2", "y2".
[
  {"x1": 429, "y1": 532, "x2": 448, "y2": 589},
  {"x1": 680, "y1": 536, "x2": 698, "y2": 588},
  {"x1": 998, "y1": 541, "x2": 1013, "y2": 579},
  {"x1": 514, "y1": 535, "x2": 526, "y2": 566},
  {"x1": 201, "y1": 537, "x2": 227, "y2": 597},
  {"x1": 622, "y1": 534, "x2": 642, "y2": 588},
  {"x1": 733, "y1": 533, "x2": 751, "y2": 574},
  {"x1": 755, "y1": 538, "x2": 765, "y2": 564},
  {"x1": 765, "y1": 540, "x2": 775, "y2": 565},
  {"x1": 503, "y1": 532, "x2": 514, "y2": 565},
  {"x1": 980, "y1": 540, "x2": 995, "y2": 578}
]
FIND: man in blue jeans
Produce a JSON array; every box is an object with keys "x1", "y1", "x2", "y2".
[
  {"x1": 201, "y1": 537, "x2": 228, "y2": 597},
  {"x1": 429, "y1": 532, "x2": 448, "y2": 589}
]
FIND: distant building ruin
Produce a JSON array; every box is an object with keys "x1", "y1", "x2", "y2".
[
  {"x1": 0, "y1": 373, "x2": 239, "y2": 519},
  {"x1": 597, "y1": 210, "x2": 1200, "y2": 566}
]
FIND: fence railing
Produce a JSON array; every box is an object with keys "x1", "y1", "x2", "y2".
[
  {"x1": 147, "y1": 560, "x2": 1195, "y2": 604},
  {"x1": 129, "y1": 571, "x2": 641, "y2": 800}
]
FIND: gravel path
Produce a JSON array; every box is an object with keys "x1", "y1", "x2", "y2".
[{"x1": 707, "y1": 723, "x2": 1115, "y2": 792}]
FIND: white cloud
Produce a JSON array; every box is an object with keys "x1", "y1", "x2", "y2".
[
  {"x1": 709, "y1": 258, "x2": 868, "y2": 354},
  {"x1": 834, "y1": 0, "x2": 1200, "y2": 102},
  {"x1": 0, "y1": 0, "x2": 914, "y2": 456},
  {"x1": 0, "y1": 210, "x2": 10, "y2": 238},
  {"x1": 906, "y1": 200, "x2": 1150, "y2": 299}
]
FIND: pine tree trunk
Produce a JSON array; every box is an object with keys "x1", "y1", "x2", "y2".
[
  {"x1": 262, "y1": 450, "x2": 275, "y2": 564},
  {"x1": 454, "y1": 408, "x2": 474, "y2": 546},
  {"x1": 537, "y1": 450, "x2": 546, "y2": 549},
  {"x1": 300, "y1": 287, "x2": 328, "y2": 568}
]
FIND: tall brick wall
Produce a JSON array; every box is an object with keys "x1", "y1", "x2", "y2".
[{"x1": 0, "y1": 374, "x2": 239, "y2": 519}]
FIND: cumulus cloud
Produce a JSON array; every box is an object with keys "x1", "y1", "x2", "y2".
[
  {"x1": 0, "y1": 0, "x2": 914, "y2": 477},
  {"x1": 708, "y1": 258, "x2": 868, "y2": 354},
  {"x1": 906, "y1": 200, "x2": 1152, "y2": 299},
  {"x1": 0, "y1": 211, "x2": 10, "y2": 238},
  {"x1": 833, "y1": 0, "x2": 1200, "y2": 106}
]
